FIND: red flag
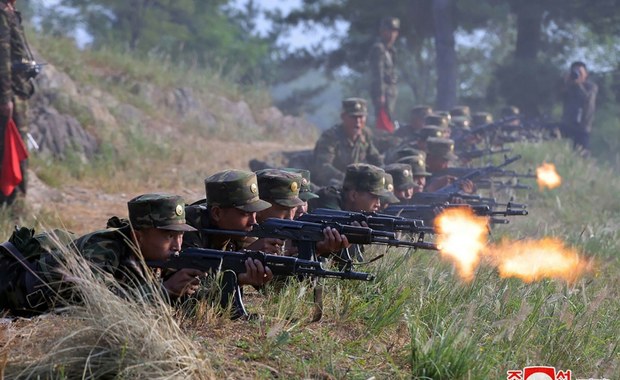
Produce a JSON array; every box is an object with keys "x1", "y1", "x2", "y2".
[
  {"x1": 0, "y1": 118, "x2": 28, "y2": 196},
  {"x1": 376, "y1": 106, "x2": 395, "y2": 133}
]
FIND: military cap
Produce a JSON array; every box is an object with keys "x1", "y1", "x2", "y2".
[
  {"x1": 342, "y1": 97, "x2": 368, "y2": 116},
  {"x1": 501, "y1": 105, "x2": 520, "y2": 118},
  {"x1": 384, "y1": 163, "x2": 415, "y2": 191},
  {"x1": 411, "y1": 105, "x2": 433, "y2": 118},
  {"x1": 281, "y1": 168, "x2": 319, "y2": 201},
  {"x1": 418, "y1": 125, "x2": 446, "y2": 140},
  {"x1": 450, "y1": 106, "x2": 471, "y2": 119},
  {"x1": 426, "y1": 137, "x2": 458, "y2": 161},
  {"x1": 380, "y1": 17, "x2": 400, "y2": 30},
  {"x1": 128, "y1": 193, "x2": 196, "y2": 232},
  {"x1": 472, "y1": 112, "x2": 493, "y2": 126},
  {"x1": 384, "y1": 145, "x2": 426, "y2": 165},
  {"x1": 206, "y1": 170, "x2": 271, "y2": 212},
  {"x1": 424, "y1": 114, "x2": 449, "y2": 129},
  {"x1": 451, "y1": 116, "x2": 471, "y2": 130},
  {"x1": 256, "y1": 169, "x2": 305, "y2": 208},
  {"x1": 395, "y1": 155, "x2": 432, "y2": 177},
  {"x1": 380, "y1": 173, "x2": 401, "y2": 204},
  {"x1": 343, "y1": 163, "x2": 391, "y2": 198},
  {"x1": 435, "y1": 110, "x2": 452, "y2": 123}
]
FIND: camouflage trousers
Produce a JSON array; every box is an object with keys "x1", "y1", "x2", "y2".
[{"x1": 0, "y1": 97, "x2": 29, "y2": 205}]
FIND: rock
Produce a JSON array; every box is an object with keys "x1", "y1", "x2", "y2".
[{"x1": 29, "y1": 104, "x2": 98, "y2": 160}]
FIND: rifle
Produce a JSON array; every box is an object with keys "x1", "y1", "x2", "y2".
[
  {"x1": 411, "y1": 191, "x2": 527, "y2": 210},
  {"x1": 203, "y1": 218, "x2": 438, "y2": 264},
  {"x1": 384, "y1": 202, "x2": 528, "y2": 225},
  {"x1": 304, "y1": 208, "x2": 435, "y2": 235},
  {"x1": 148, "y1": 248, "x2": 374, "y2": 282},
  {"x1": 148, "y1": 248, "x2": 374, "y2": 319},
  {"x1": 433, "y1": 155, "x2": 522, "y2": 194}
]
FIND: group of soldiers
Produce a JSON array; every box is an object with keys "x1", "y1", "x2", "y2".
[{"x1": 0, "y1": 93, "x2": 532, "y2": 320}]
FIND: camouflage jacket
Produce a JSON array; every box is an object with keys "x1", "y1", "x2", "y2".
[
  {"x1": 368, "y1": 40, "x2": 397, "y2": 102},
  {"x1": 183, "y1": 200, "x2": 243, "y2": 251},
  {"x1": 70, "y1": 219, "x2": 166, "y2": 299},
  {"x1": 307, "y1": 186, "x2": 343, "y2": 212},
  {"x1": 0, "y1": 1, "x2": 34, "y2": 102},
  {"x1": 313, "y1": 124, "x2": 383, "y2": 186}
]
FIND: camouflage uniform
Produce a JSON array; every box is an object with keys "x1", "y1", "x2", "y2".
[
  {"x1": 0, "y1": 0, "x2": 35, "y2": 203},
  {"x1": 369, "y1": 17, "x2": 400, "y2": 118},
  {"x1": 393, "y1": 105, "x2": 433, "y2": 142},
  {"x1": 313, "y1": 98, "x2": 383, "y2": 186},
  {"x1": 0, "y1": 193, "x2": 195, "y2": 315}
]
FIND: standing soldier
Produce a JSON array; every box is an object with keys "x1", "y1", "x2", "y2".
[
  {"x1": 369, "y1": 17, "x2": 400, "y2": 128},
  {"x1": 0, "y1": 0, "x2": 37, "y2": 205},
  {"x1": 313, "y1": 98, "x2": 383, "y2": 186},
  {"x1": 561, "y1": 61, "x2": 598, "y2": 153}
]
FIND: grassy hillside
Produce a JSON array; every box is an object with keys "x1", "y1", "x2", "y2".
[{"x1": 3, "y1": 140, "x2": 618, "y2": 379}]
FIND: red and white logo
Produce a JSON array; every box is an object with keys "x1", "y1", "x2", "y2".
[{"x1": 507, "y1": 366, "x2": 571, "y2": 380}]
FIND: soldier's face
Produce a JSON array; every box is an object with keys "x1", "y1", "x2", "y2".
[
  {"x1": 342, "y1": 113, "x2": 366, "y2": 139},
  {"x1": 412, "y1": 176, "x2": 426, "y2": 193},
  {"x1": 257, "y1": 203, "x2": 296, "y2": 222},
  {"x1": 395, "y1": 186, "x2": 414, "y2": 200},
  {"x1": 347, "y1": 190, "x2": 380, "y2": 212},
  {"x1": 381, "y1": 29, "x2": 399, "y2": 45},
  {"x1": 212, "y1": 206, "x2": 256, "y2": 233},
  {"x1": 294, "y1": 202, "x2": 308, "y2": 219},
  {"x1": 134, "y1": 228, "x2": 183, "y2": 261}
]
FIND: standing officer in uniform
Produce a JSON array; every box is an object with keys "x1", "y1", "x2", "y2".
[
  {"x1": 561, "y1": 61, "x2": 598, "y2": 153},
  {"x1": 369, "y1": 17, "x2": 400, "y2": 122},
  {"x1": 0, "y1": 0, "x2": 37, "y2": 205}
]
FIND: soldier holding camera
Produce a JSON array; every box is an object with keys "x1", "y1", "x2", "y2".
[
  {"x1": 0, "y1": 0, "x2": 38, "y2": 205},
  {"x1": 561, "y1": 61, "x2": 598, "y2": 153}
]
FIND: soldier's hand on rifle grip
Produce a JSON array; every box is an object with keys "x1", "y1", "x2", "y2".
[
  {"x1": 163, "y1": 268, "x2": 205, "y2": 297},
  {"x1": 238, "y1": 258, "x2": 273, "y2": 286},
  {"x1": 246, "y1": 237, "x2": 285, "y2": 254},
  {"x1": 460, "y1": 179, "x2": 476, "y2": 194},
  {"x1": 317, "y1": 227, "x2": 352, "y2": 256}
]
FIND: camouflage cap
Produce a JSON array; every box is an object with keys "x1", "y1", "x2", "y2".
[
  {"x1": 426, "y1": 137, "x2": 458, "y2": 161},
  {"x1": 450, "y1": 106, "x2": 471, "y2": 118},
  {"x1": 384, "y1": 163, "x2": 415, "y2": 191},
  {"x1": 472, "y1": 112, "x2": 493, "y2": 126},
  {"x1": 281, "y1": 168, "x2": 319, "y2": 202},
  {"x1": 451, "y1": 116, "x2": 471, "y2": 130},
  {"x1": 380, "y1": 173, "x2": 401, "y2": 204},
  {"x1": 501, "y1": 105, "x2": 520, "y2": 118},
  {"x1": 342, "y1": 97, "x2": 368, "y2": 116},
  {"x1": 411, "y1": 105, "x2": 433, "y2": 118},
  {"x1": 396, "y1": 155, "x2": 432, "y2": 177},
  {"x1": 418, "y1": 125, "x2": 447, "y2": 140},
  {"x1": 128, "y1": 193, "x2": 196, "y2": 232},
  {"x1": 206, "y1": 170, "x2": 272, "y2": 212},
  {"x1": 343, "y1": 163, "x2": 391, "y2": 198},
  {"x1": 256, "y1": 169, "x2": 305, "y2": 208},
  {"x1": 380, "y1": 17, "x2": 400, "y2": 30},
  {"x1": 424, "y1": 114, "x2": 450, "y2": 129}
]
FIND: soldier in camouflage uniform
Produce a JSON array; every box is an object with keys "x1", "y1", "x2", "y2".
[
  {"x1": 1, "y1": 194, "x2": 202, "y2": 315},
  {"x1": 369, "y1": 17, "x2": 400, "y2": 120},
  {"x1": 313, "y1": 98, "x2": 383, "y2": 186},
  {"x1": 393, "y1": 105, "x2": 433, "y2": 143},
  {"x1": 308, "y1": 163, "x2": 391, "y2": 213},
  {"x1": 0, "y1": 0, "x2": 36, "y2": 204}
]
